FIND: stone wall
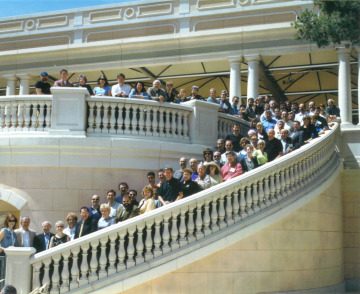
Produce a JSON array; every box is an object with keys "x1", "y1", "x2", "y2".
[
  {"x1": 121, "y1": 174, "x2": 344, "y2": 294},
  {"x1": 343, "y1": 169, "x2": 360, "y2": 291}
]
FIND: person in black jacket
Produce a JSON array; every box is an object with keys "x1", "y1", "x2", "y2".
[
  {"x1": 301, "y1": 115, "x2": 318, "y2": 143},
  {"x1": 181, "y1": 168, "x2": 201, "y2": 198},
  {"x1": 289, "y1": 121, "x2": 305, "y2": 150},
  {"x1": 240, "y1": 145, "x2": 259, "y2": 172},
  {"x1": 74, "y1": 207, "x2": 97, "y2": 239},
  {"x1": 33, "y1": 221, "x2": 55, "y2": 253}
]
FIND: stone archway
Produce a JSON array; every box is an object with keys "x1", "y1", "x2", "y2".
[{"x1": 0, "y1": 189, "x2": 27, "y2": 229}]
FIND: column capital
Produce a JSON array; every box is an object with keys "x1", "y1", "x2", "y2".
[
  {"x1": 227, "y1": 56, "x2": 242, "y2": 63},
  {"x1": 16, "y1": 73, "x2": 32, "y2": 80},
  {"x1": 3, "y1": 74, "x2": 17, "y2": 81},
  {"x1": 244, "y1": 54, "x2": 261, "y2": 62},
  {"x1": 335, "y1": 43, "x2": 352, "y2": 55}
]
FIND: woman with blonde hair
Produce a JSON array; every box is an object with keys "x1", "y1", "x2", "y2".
[
  {"x1": 49, "y1": 221, "x2": 70, "y2": 248},
  {"x1": 98, "y1": 203, "x2": 115, "y2": 230},
  {"x1": 139, "y1": 186, "x2": 156, "y2": 214}
]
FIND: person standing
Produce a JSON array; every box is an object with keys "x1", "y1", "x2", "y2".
[
  {"x1": 35, "y1": 72, "x2": 51, "y2": 94},
  {"x1": 49, "y1": 221, "x2": 70, "y2": 248},
  {"x1": 74, "y1": 207, "x2": 97, "y2": 239},
  {"x1": 0, "y1": 214, "x2": 18, "y2": 255},
  {"x1": 14, "y1": 216, "x2": 36, "y2": 248},
  {"x1": 33, "y1": 221, "x2": 54, "y2": 253},
  {"x1": 53, "y1": 69, "x2": 73, "y2": 87}
]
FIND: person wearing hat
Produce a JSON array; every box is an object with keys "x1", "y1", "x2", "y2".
[
  {"x1": 221, "y1": 151, "x2": 243, "y2": 181},
  {"x1": 35, "y1": 71, "x2": 52, "y2": 95},
  {"x1": 187, "y1": 85, "x2": 204, "y2": 101},
  {"x1": 205, "y1": 161, "x2": 223, "y2": 186}
]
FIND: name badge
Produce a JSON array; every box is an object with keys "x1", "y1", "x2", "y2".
[{"x1": 230, "y1": 168, "x2": 236, "y2": 173}]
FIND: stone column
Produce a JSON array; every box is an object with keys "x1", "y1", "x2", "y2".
[
  {"x1": 228, "y1": 56, "x2": 242, "y2": 103},
  {"x1": 5, "y1": 247, "x2": 36, "y2": 294},
  {"x1": 337, "y1": 47, "x2": 352, "y2": 125},
  {"x1": 17, "y1": 74, "x2": 31, "y2": 95},
  {"x1": 246, "y1": 54, "x2": 260, "y2": 101},
  {"x1": 4, "y1": 75, "x2": 17, "y2": 96}
]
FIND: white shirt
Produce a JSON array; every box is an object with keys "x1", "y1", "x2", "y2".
[
  {"x1": 295, "y1": 112, "x2": 309, "y2": 126},
  {"x1": 21, "y1": 228, "x2": 30, "y2": 247},
  {"x1": 111, "y1": 83, "x2": 131, "y2": 97},
  {"x1": 108, "y1": 201, "x2": 123, "y2": 217},
  {"x1": 63, "y1": 226, "x2": 76, "y2": 241}
]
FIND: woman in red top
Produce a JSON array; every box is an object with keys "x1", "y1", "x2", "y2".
[{"x1": 221, "y1": 151, "x2": 243, "y2": 181}]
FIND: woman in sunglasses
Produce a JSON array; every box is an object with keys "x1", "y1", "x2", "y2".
[
  {"x1": 301, "y1": 115, "x2": 318, "y2": 143},
  {"x1": 0, "y1": 214, "x2": 18, "y2": 254},
  {"x1": 49, "y1": 221, "x2": 70, "y2": 248}
]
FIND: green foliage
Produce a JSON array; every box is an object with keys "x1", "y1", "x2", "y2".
[{"x1": 292, "y1": 0, "x2": 360, "y2": 48}]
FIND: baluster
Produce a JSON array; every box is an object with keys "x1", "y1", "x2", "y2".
[
  {"x1": 34, "y1": 103, "x2": 40, "y2": 131},
  {"x1": 138, "y1": 104, "x2": 145, "y2": 136},
  {"x1": 210, "y1": 198, "x2": 219, "y2": 233},
  {"x1": 298, "y1": 161, "x2": 304, "y2": 188},
  {"x1": 162, "y1": 215, "x2": 171, "y2": 254},
  {"x1": 218, "y1": 193, "x2": 227, "y2": 229},
  {"x1": 145, "y1": 222, "x2": 154, "y2": 261},
  {"x1": 38, "y1": 102, "x2": 45, "y2": 131},
  {"x1": 258, "y1": 179, "x2": 266, "y2": 210},
  {"x1": 170, "y1": 211, "x2": 180, "y2": 249},
  {"x1": 195, "y1": 203, "x2": 204, "y2": 240},
  {"x1": 42, "y1": 258, "x2": 52, "y2": 291},
  {"x1": 280, "y1": 170, "x2": 287, "y2": 198},
  {"x1": 252, "y1": 183, "x2": 260, "y2": 213},
  {"x1": 153, "y1": 218, "x2": 162, "y2": 258},
  {"x1": 164, "y1": 109, "x2": 171, "y2": 137},
  {"x1": 305, "y1": 158, "x2": 311, "y2": 184},
  {"x1": 0, "y1": 104, "x2": 4, "y2": 130},
  {"x1": 102, "y1": 102, "x2": 110, "y2": 133},
  {"x1": 232, "y1": 189, "x2": 241, "y2": 222},
  {"x1": 28, "y1": 103, "x2": 36, "y2": 131},
  {"x1": 275, "y1": 172, "x2": 282, "y2": 201},
  {"x1": 44, "y1": 103, "x2": 51, "y2": 131},
  {"x1": 136, "y1": 223, "x2": 145, "y2": 265},
  {"x1": 50, "y1": 254, "x2": 61, "y2": 294},
  {"x1": 169, "y1": 109, "x2": 175, "y2": 138},
  {"x1": 269, "y1": 174, "x2": 277, "y2": 203},
  {"x1": 10, "y1": 102, "x2": 17, "y2": 130},
  {"x1": 239, "y1": 187, "x2": 248, "y2": 219},
  {"x1": 175, "y1": 110, "x2": 181, "y2": 139},
  {"x1": 60, "y1": 250, "x2": 70, "y2": 293},
  {"x1": 109, "y1": 103, "x2": 117, "y2": 134},
  {"x1": 203, "y1": 200, "x2": 211, "y2": 236},
  {"x1": 145, "y1": 106, "x2": 152, "y2": 135},
  {"x1": 116, "y1": 231, "x2": 126, "y2": 272},
  {"x1": 293, "y1": 162, "x2": 300, "y2": 191},
  {"x1": 17, "y1": 103, "x2": 24, "y2": 131},
  {"x1": 87, "y1": 101, "x2": 95, "y2": 132},
  {"x1": 187, "y1": 204, "x2": 196, "y2": 243},
  {"x1": 246, "y1": 186, "x2": 254, "y2": 216},
  {"x1": 108, "y1": 234, "x2": 117, "y2": 276},
  {"x1": 284, "y1": 168, "x2": 291, "y2": 196},
  {"x1": 179, "y1": 208, "x2": 188, "y2": 246},
  {"x1": 94, "y1": 102, "x2": 101, "y2": 133},
  {"x1": 23, "y1": 102, "x2": 31, "y2": 131},
  {"x1": 225, "y1": 192, "x2": 234, "y2": 225},
  {"x1": 79, "y1": 243, "x2": 90, "y2": 286},
  {"x1": 89, "y1": 240, "x2": 100, "y2": 282},
  {"x1": 183, "y1": 112, "x2": 189, "y2": 139},
  {"x1": 69, "y1": 247, "x2": 80, "y2": 290},
  {"x1": 4, "y1": 102, "x2": 11, "y2": 131},
  {"x1": 289, "y1": 165, "x2": 295, "y2": 193},
  {"x1": 32, "y1": 262, "x2": 42, "y2": 291},
  {"x1": 159, "y1": 108, "x2": 166, "y2": 137},
  {"x1": 123, "y1": 104, "x2": 131, "y2": 135},
  {"x1": 127, "y1": 227, "x2": 136, "y2": 268},
  {"x1": 263, "y1": 177, "x2": 271, "y2": 207}
]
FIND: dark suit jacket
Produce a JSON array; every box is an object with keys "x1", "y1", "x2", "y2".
[
  {"x1": 33, "y1": 232, "x2": 55, "y2": 253},
  {"x1": 116, "y1": 205, "x2": 140, "y2": 223},
  {"x1": 290, "y1": 130, "x2": 305, "y2": 150},
  {"x1": 240, "y1": 157, "x2": 259, "y2": 173},
  {"x1": 14, "y1": 228, "x2": 36, "y2": 247},
  {"x1": 74, "y1": 216, "x2": 98, "y2": 239}
]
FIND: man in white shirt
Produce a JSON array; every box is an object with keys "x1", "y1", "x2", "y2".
[
  {"x1": 111, "y1": 73, "x2": 131, "y2": 97},
  {"x1": 107, "y1": 189, "x2": 123, "y2": 217},
  {"x1": 295, "y1": 103, "x2": 309, "y2": 125},
  {"x1": 14, "y1": 216, "x2": 36, "y2": 247}
]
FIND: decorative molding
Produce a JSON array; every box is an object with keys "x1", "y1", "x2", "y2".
[
  {"x1": 0, "y1": 20, "x2": 23, "y2": 34},
  {"x1": 36, "y1": 15, "x2": 68, "y2": 29},
  {"x1": 137, "y1": 3, "x2": 173, "y2": 18},
  {"x1": 89, "y1": 9, "x2": 122, "y2": 23},
  {"x1": 197, "y1": 0, "x2": 236, "y2": 10}
]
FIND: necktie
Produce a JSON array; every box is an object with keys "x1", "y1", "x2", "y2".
[{"x1": 79, "y1": 221, "x2": 85, "y2": 237}]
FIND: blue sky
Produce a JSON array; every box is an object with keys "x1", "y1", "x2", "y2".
[{"x1": 0, "y1": 0, "x2": 139, "y2": 18}]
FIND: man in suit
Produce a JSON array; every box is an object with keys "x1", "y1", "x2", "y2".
[
  {"x1": 14, "y1": 216, "x2": 36, "y2": 248},
  {"x1": 280, "y1": 129, "x2": 293, "y2": 155},
  {"x1": 116, "y1": 195, "x2": 140, "y2": 223},
  {"x1": 289, "y1": 121, "x2": 305, "y2": 150},
  {"x1": 33, "y1": 221, "x2": 54, "y2": 253},
  {"x1": 74, "y1": 207, "x2": 97, "y2": 239},
  {"x1": 53, "y1": 69, "x2": 74, "y2": 87}
]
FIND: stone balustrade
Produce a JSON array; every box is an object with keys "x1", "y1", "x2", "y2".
[
  {"x1": 5, "y1": 122, "x2": 341, "y2": 294},
  {"x1": 0, "y1": 89, "x2": 250, "y2": 146}
]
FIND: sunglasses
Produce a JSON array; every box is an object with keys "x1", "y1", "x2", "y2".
[
  {"x1": 8, "y1": 220, "x2": 16, "y2": 222},
  {"x1": 92, "y1": 198, "x2": 100, "y2": 201},
  {"x1": 204, "y1": 153, "x2": 212, "y2": 155}
]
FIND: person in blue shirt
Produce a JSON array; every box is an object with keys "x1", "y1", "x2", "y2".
[
  {"x1": 129, "y1": 81, "x2": 150, "y2": 99},
  {"x1": 262, "y1": 110, "x2": 278, "y2": 133},
  {"x1": 207, "y1": 88, "x2": 219, "y2": 104},
  {"x1": 219, "y1": 90, "x2": 232, "y2": 114},
  {"x1": 325, "y1": 99, "x2": 340, "y2": 119}
]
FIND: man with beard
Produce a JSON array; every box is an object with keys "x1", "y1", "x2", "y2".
[
  {"x1": 115, "y1": 182, "x2": 129, "y2": 204},
  {"x1": 173, "y1": 157, "x2": 187, "y2": 180},
  {"x1": 115, "y1": 195, "x2": 140, "y2": 222},
  {"x1": 225, "y1": 124, "x2": 243, "y2": 152},
  {"x1": 157, "y1": 169, "x2": 166, "y2": 188},
  {"x1": 213, "y1": 139, "x2": 226, "y2": 154},
  {"x1": 35, "y1": 72, "x2": 52, "y2": 94}
]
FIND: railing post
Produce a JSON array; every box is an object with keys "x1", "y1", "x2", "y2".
[
  {"x1": 50, "y1": 87, "x2": 89, "y2": 136},
  {"x1": 5, "y1": 247, "x2": 35, "y2": 294},
  {"x1": 184, "y1": 100, "x2": 220, "y2": 145}
]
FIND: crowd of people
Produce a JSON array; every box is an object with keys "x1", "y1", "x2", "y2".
[{"x1": 1, "y1": 69, "x2": 339, "y2": 256}]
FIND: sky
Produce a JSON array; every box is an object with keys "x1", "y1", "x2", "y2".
[{"x1": 0, "y1": 0, "x2": 140, "y2": 18}]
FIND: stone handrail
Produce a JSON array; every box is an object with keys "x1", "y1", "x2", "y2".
[
  {"x1": 0, "y1": 90, "x2": 250, "y2": 147},
  {"x1": 0, "y1": 95, "x2": 52, "y2": 132},
  {"x1": 10, "y1": 122, "x2": 340, "y2": 294}
]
